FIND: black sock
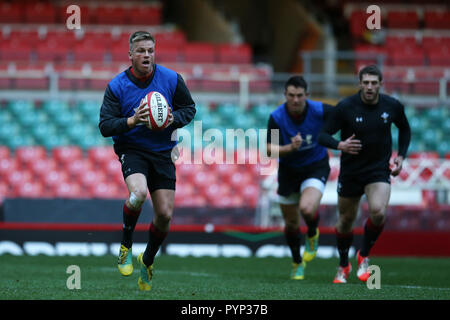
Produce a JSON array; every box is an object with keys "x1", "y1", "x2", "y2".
[
  {"x1": 360, "y1": 218, "x2": 384, "y2": 257},
  {"x1": 121, "y1": 204, "x2": 141, "y2": 249},
  {"x1": 284, "y1": 227, "x2": 302, "y2": 264},
  {"x1": 304, "y1": 212, "x2": 320, "y2": 238},
  {"x1": 336, "y1": 229, "x2": 353, "y2": 267},
  {"x1": 143, "y1": 222, "x2": 168, "y2": 267}
]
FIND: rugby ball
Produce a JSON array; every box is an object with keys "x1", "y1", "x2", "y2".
[{"x1": 143, "y1": 91, "x2": 169, "y2": 130}]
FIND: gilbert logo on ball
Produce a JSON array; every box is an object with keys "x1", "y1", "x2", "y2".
[{"x1": 143, "y1": 91, "x2": 169, "y2": 130}]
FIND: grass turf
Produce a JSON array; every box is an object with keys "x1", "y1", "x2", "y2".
[{"x1": 1, "y1": 254, "x2": 450, "y2": 300}]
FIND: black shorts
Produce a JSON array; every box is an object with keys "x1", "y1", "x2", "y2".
[
  {"x1": 115, "y1": 146, "x2": 176, "y2": 193},
  {"x1": 337, "y1": 170, "x2": 391, "y2": 198},
  {"x1": 277, "y1": 156, "x2": 330, "y2": 197}
]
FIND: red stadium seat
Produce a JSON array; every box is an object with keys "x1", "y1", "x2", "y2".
[
  {"x1": 174, "y1": 183, "x2": 195, "y2": 201},
  {"x1": 0, "y1": 39, "x2": 32, "y2": 62},
  {"x1": 24, "y1": 2, "x2": 56, "y2": 24},
  {"x1": 192, "y1": 170, "x2": 217, "y2": 190},
  {"x1": 154, "y1": 31, "x2": 187, "y2": 47},
  {"x1": 354, "y1": 45, "x2": 386, "y2": 71},
  {"x1": 184, "y1": 43, "x2": 216, "y2": 64},
  {"x1": 14, "y1": 181, "x2": 45, "y2": 198},
  {"x1": 241, "y1": 183, "x2": 259, "y2": 208},
  {"x1": 45, "y1": 30, "x2": 77, "y2": 48},
  {"x1": 217, "y1": 44, "x2": 252, "y2": 64},
  {"x1": 65, "y1": 158, "x2": 94, "y2": 179},
  {"x1": 15, "y1": 146, "x2": 47, "y2": 166},
  {"x1": 36, "y1": 39, "x2": 69, "y2": 63},
  {"x1": 126, "y1": 6, "x2": 162, "y2": 26},
  {"x1": 52, "y1": 182, "x2": 83, "y2": 198},
  {"x1": 7, "y1": 30, "x2": 41, "y2": 47},
  {"x1": 0, "y1": 181, "x2": 10, "y2": 202},
  {"x1": 81, "y1": 31, "x2": 113, "y2": 47},
  {"x1": 78, "y1": 170, "x2": 106, "y2": 188},
  {"x1": 0, "y1": 158, "x2": 18, "y2": 179},
  {"x1": 156, "y1": 44, "x2": 181, "y2": 63},
  {"x1": 5, "y1": 170, "x2": 33, "y2": 189},
  {"x1": 424, "y1": 11, "x2": 450, "y2": 29},
  {"x1": 388, "y1": 47, "x2": 425, "y2": 67},
  {"x1": 385, "y1": 36, "x2": 417, "y2": 49},
  {"x1": 88, "y1": 182, "x2": 120, "y2": 199},
  {"x1": 387, "y1": 11, "x2": 419, "y2": 29},
  {"x1": 413, "y1": 68, "x2": 444, "y2": 95},
  {"x1": 42, "y1": 170, "x2": 70, "y2": 189},
  {"x1": 93, "y1": 6, "x2": 126, "y2": 25},
  {"x1": 73, "y1": 41, "x2": 107, "y2": 63},
  {"x1": 29, "y1": 158, "x2": 58, "y2": 179},
  {"x1": 0, "y1": 146, "x2": 10, "y2": 159},
  {"x1": 422, "y1": 36, "x2": 450, "y2": 50},
  {"x1": 225, "y1": 171, "x2": 252, "y2": 189},
  {"x1": 383, "y1": 67, "x2": 411, "y2": 93},
  {"x1": 88, "y1": 146, "x2": 116, "y2": 166},
  {"x1": 0, "y1": 2, "x2": 24, "y2": 23},
  {"x1": 349, "y1": 11, "x2": 367, "y2": 38},
  {"x1": 53, "y1": 146, "x2": 83, "y2": 166},
  {"x1": 212, "y1": 163, "x2": 239, "y2": 178},
  {"x1": 203, "y1": 183, "x2": 231, "y2": 202},
  {"x1": 427, "y1": 46, "x2": 450, "y2": 67}
]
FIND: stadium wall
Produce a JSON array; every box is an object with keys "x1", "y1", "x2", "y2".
[{"x1": 0, "y1": 199, "x2": 449, "y2": 257}]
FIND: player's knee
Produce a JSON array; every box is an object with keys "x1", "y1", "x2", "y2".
[
  {"x1": 128, "y1": 190, "x2": 147, "y2": 210},
  {"x1": 369, "y1": 205, "x2": 386, "y2": 224},
  {"x1": 338, "y1": 214, "x2": 356, "y2": 231},
  {"x1": 299, "y1": 203, "x2": 315, "y2": 220},
  {"x1": 370, "y1": 211, "x2": 386, "y2": 225},
  {"x1": 154, "y1": 203, "x2": 174, "y2": 224}
]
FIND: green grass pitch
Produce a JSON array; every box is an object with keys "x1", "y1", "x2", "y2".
[{"x1": 2, "y1": 254, "x2": 450, "y2": 300}]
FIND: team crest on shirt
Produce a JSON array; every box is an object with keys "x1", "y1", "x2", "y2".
[{"x1": 381, "y1": 112, "x2": 389, "y2": 123}]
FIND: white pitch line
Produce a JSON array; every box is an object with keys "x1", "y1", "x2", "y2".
[{"x1": 383, "y1": 284, "x2": 450, "y2": 291}]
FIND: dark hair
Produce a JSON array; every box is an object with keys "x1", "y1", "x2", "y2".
[
  {"x1": 129, "y1": 31, "x2": 155, "y2": 51},
  {"x1": 359, "y1": 64, "x2": 383, "y2": 82},
  {"x1": 285, "y1": 75, "x2": 308, "y2": 92}
]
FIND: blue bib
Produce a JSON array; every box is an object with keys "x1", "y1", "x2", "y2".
[
  {"x1": 270, "y1": 99, "x2": 328, "y2": 167},
  {"x1": 108, "y1": 64, "x2": 178, "y2": 152}
]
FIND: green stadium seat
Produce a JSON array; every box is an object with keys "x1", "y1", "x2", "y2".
[
  {"x1": 5, "y1": 134, "x2": 34, "y2": 150},
  {"x1": 423, "y1": 107, "x2": 445, "y2": 126},
  {"x1": 193, "y1": 103, "x2": 210, "y2": 119},
  {"x1": 200, "y1": 113, "x2": 222, "y2": 130},
  {"x1": 8, "y1": 100, "x2": 34, "y2": 115},
  {"x1": 0, "y1": 123, "x2": 21, "y2": 141},
  {"x1": 251, "y1": 104, "x2": 274, "y2": 123},
  {"x1": 30, "y1": 123, "x2": 58, "y2": 144},
  {"x1": 41, "y1": 135, "x2": 70, "y2": 150},
  {"x1": 0, "y1": 109, "x2": 13, "y2": 123},
  {"x1": 216, "y1": 103, "x2": 240, "y2": 122},
  {"x1": 41, "y1": 100, "x2": 69, "y2": 114},
  {"x1": 52, "y1": 110, "x2": 81, "y2": 128}
]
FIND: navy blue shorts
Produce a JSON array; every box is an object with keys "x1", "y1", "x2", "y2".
[
  {"x1": 337, "y1": 170, "x2": 391, "y2": 198},
  {"x1": 115, "y1": 146, "x2": 176, "y2": 193}
]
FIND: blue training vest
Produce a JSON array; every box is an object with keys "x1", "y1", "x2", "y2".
[
  {"x1": 270, "y1": 99, "x2": 328, "y2": 167},
  {"x1": 108, "y1": 64, "x2": 178, "y2": 152}
]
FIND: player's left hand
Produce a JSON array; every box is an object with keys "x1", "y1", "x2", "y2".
[
  {"x1": 391, "y1": 156, "x2": 404, "y2": 176},
  {"x1": 163, "y1": 108, "x2": 174, "y2": 128}
]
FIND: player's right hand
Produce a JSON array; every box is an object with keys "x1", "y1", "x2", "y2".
[
  {"x1": 290, "y1": 132, "x2": 302, "y2": 151},
  {"x1": 131, "y1": 99, "x2": 150, "y2": 127},
  {"x1": 338, "y1": 134, "x2": 362, "y2": 155}
]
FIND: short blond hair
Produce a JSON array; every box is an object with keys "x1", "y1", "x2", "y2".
[{"x1": 129, "y1": 31, "x2": 155, "y2": 51}]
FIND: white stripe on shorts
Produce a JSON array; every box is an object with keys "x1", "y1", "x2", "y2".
[{"x1": 278, "y1": 178, "x2": 325, "y2": 205}]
